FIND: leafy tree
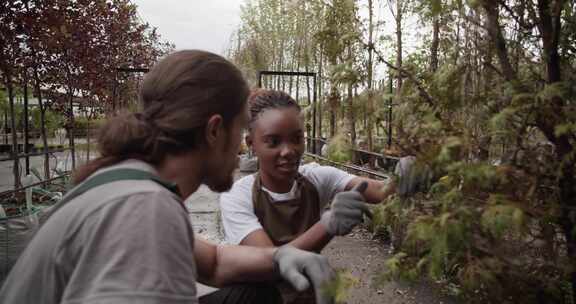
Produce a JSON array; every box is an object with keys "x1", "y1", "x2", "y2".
[
  {"x1": 374, "y1": 1, "x2": 576, "y2": 302},
  {"x1": 0, "y1": 0, "x2": 172, "y2": 183}
]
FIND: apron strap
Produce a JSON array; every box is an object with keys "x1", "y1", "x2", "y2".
[{"x1": 42, "y1": 168, "x2": 179, "y2": 225}]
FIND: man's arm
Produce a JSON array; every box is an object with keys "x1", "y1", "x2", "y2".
[
  {"x1": 195, "y1": 236, "x2": 276, "y2": 287},
  {"x1": 194, "y1": 236, "x2": 336, "y2": 304}
]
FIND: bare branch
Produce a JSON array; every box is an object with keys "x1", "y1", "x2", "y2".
[{"x1": 359, "y1": 40, "x2": 435, "y2": 108}]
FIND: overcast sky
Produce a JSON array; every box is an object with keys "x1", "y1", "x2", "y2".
[
  {"x1": 131, "y1": 0, "x2": 421, "y2": 80},
  {"x1": 132, "y1": 0, "x2": 244, "y2": 55}
]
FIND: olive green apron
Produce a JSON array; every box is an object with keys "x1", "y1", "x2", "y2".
[
  {"x1": 252, "y1": 173, "x2": 323, "y2": 246},
  {"x1": 252, "y1": 173, "x2": 323, "y2": 303}
]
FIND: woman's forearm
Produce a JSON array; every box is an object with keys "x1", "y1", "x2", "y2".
[
  {"x1": 240, "y1": 224, "x2": 332, "y2": 253},
  {"x1": 288, "y1": 222, "x2": 333, "y2": 253}
]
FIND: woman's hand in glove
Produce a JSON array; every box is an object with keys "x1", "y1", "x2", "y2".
[{"x1": 320, "y1": 181, "x2": 372, "y2": 236}]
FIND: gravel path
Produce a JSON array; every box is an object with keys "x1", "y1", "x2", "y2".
[{"x1": 323, "y1": 230, "x2": 459, "y2": 304}]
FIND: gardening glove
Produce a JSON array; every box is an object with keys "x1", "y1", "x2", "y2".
[
  {"x1": 320, "y1": 181, "x2": 372, "y2": 236},
  {"x1": 273, "y1": 245, "x2": 336, "y2": 304},
  {"x1": 394, "y1": 156, "x2": 431, "y2": 198}
]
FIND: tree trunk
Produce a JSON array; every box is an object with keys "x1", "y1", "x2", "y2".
[
  {"x1": 295, "y1": 38, "x2": 303, "y2": 101},
  {"x1": 86, "y1": 122, "x2": 91, "y2": 162},
  {"x1": 537, "y1": 0, "x2": 563, "y2": 83},
  {"x1": 278, "y1": 38, "x2": 285, "y2": 90},
  {"x1": 366, "y1": 0, "x2": 375, "y2": 151},
  {"x1": 6, "y1": 73, "x2": 21, "y2": 189},
  {"x1": 395, "y1": 0, "x2": 403, "y2": 97},
  {"x1": 346, "y1": 45, "x2": 356, "y2": 160},
  {"x1": 290, "y1": 40, "x2": 301, "y2": 97},
  {"x1": 33, "y1": 68, "x2": 50, "y2": 181},
  {"x1": 22, "y1": 71, "x2": 30, "y2": 175},
  {"x1": 482, "y1": 1, "x2": 516, "y2": 82},
  {"x1": 85, "y1": 96, "x2": 93, "y2": 163},
  {"x1": 454, "y1": 13, "x2": 461, "y2": 65},
  {"x1": 347, "y1": 82, "x2": 355, "y2": 162},
  {"x1": 430, "y1": 15, "x2": 440, "y2": 72},
  {"x1": 317, "y1": 48, "x2": 324, "y2": 139},
  {"x1": 536, "y1": 0, "x2": 574, "y2": 300},
  {"x1": 328, "y1": 84, "x2": 338, "y2": 138},
  {"x1": 67, "y1": 85, "x2": 76, "y2": 170}
]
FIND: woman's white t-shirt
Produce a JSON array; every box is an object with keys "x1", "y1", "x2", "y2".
[{"x1": 220, "y1": 163, "x2": 355, "y2": 245}]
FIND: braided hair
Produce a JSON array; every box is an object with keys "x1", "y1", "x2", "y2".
[{"x1": 247, "y1": 89, "x2": 301, "y2": 130}]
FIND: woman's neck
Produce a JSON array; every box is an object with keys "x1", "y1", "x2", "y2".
[{"x1": 259, "y1": 172, "x2": 295, "y2": 193}]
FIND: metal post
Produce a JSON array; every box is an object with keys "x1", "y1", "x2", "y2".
[
  {"x1": 312, "y1": 75, "x2": 317, "y2": 154},
  {"x1": 69, "y1": 92, "x2": 76, "y2": 169},
  {"x1": 23, "y1": 71, "x2": 30, "y2": 174},
  {"x1": 257, "y1": 71, "x2": 262, "y2": 88},
  {"x1": 7, "y1": 79, "x2": 21, "y2": 189},
  {"x1": 3, "y1": 109, "x2": 7, "y2": 144},
  {"x1": 112, "y1": 71, "x2": 117, "y2": 112}
]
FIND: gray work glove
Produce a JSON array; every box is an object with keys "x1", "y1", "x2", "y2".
[
  {"x1": 273, "y1": 245, "x2": 336, "y2": 304},
  {"x1": 395, "y1": 156, "x2": 431, "y2": 198},
  {"x1": 320, "y1": 181, "x2": 372, "y2": 236}
]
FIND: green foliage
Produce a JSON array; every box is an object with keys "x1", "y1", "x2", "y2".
[
  {"x1": 0, "y1": 96, "x2": 64, "y2": 136},
  {"x1": 481, "y1": 201, "x2": 525, "y2": 238},
  {"x1": 322, "y1": 270, "x2": 360, "y2": 304},
  {"x1": 490, "y1": 107, "x2": 518, "y2": 132},
  {"x1": 31, "y1": 108, "x2": 65, "y2": 136},
  {"x1": 330, "y1": 60, "x2": 362, "y2": 85},
  {"x1": 72, "y1": 117, "x2": 104, "y2": 137},
  {"x1": 538, "y1": 82, "x2": 573, "y2": 101},
  {"x1": 0, "y1": 90, "x2": 6, "y2": 111},
  {"x1": 326, "y1": 134, "x2": 353, "y2": 163},
  {"x1": 316, "y1": 0, "x2": 359, "y2": 64},
  {"x1": 376, "y1": 22, "x2": 575, "y2": 301},
  {"x1": 555, "y1": 123, "x2": 576, "y2": 137},
  {"x1": 382, "y1": 252, "x2": 408, "y2": 279},
  {"x1": 428, "y1": 65, "x2": 465, "y2": 109}
]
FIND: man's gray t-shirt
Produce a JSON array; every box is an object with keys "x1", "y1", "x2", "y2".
[{"x1": 0, "y1": 160, "x2": 198, "y2": 304}]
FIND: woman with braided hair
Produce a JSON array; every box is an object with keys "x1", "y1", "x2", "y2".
[
  {"x1": 0, "y1": 51, "x2": 336, "y2": 304},
  {"x1": 219, "y1": 89, "x2": 404, "y2": 303},
  {"x1": 221, "y1": 89, "x2": 398, "y2": 251}
]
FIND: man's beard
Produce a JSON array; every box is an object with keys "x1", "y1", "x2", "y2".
[
  {"x1": 206, "y1": 172, "x2": 234, "y2": 193},
  {"x1": 203, "y1": 131, "x2": 238, "y2": 193}
]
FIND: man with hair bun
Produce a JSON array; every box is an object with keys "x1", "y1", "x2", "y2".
[{"x1": 0, "y1": 50, "x2": 336, "y2": 304}]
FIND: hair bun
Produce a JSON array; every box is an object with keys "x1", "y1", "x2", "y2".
[{"x1": 97, "y1": 112, "x2": 155, "y2": 157}]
